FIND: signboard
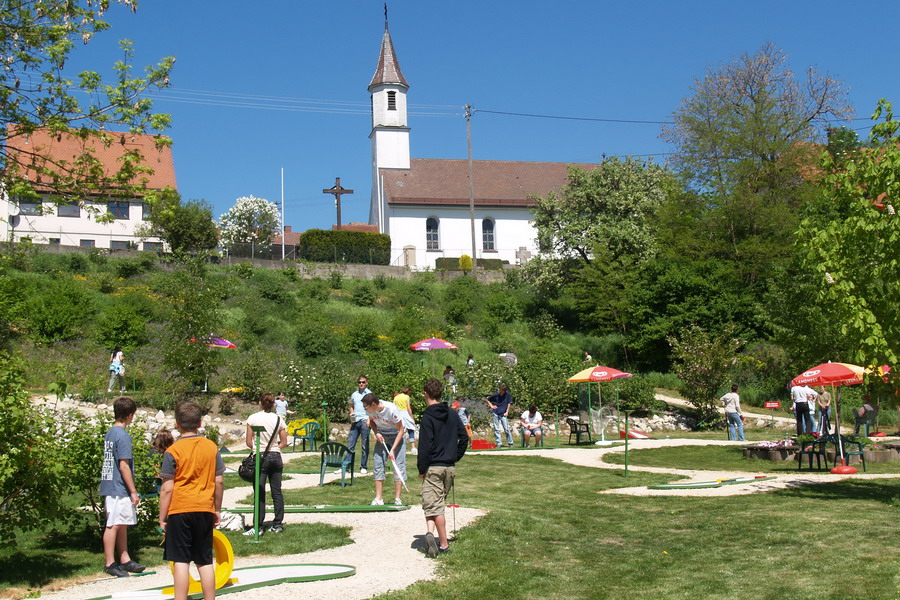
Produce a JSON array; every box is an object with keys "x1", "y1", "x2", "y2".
[{"x1": 763, "y1": 401, "x2": 781, "y2": 409}]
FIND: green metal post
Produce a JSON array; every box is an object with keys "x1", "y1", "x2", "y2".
[
  {"x1": 321, "y1": 401, "x2": 329, "y2": 446},
  {"x1": 624, "y1": 411, "x2": 631, "y2": 478},
  {"x1": 249, "y1": 425, "x2": 266, "y2": 543}
]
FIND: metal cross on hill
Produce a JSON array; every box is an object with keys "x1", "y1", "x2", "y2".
[{"x1": 323, "y1": 177, "x2": 353, "y2": 230}]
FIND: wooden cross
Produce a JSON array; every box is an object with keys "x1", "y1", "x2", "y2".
[{"x1": 323, "y1": 177, "x2": 353, "y2": 230}]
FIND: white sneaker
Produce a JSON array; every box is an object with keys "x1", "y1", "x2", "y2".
[
  {"x1": 360, "y1": 467, "x2": 368, "y2": 474},
  {"x1": 371, "y1": 498, "x2": 384, "y2": 506},
  {"x1": 242, "y1": 527, "x2": 263, "y2": 537},
  {"x1": 394, "y1": 498, "x2": 403, "y2": 506}
]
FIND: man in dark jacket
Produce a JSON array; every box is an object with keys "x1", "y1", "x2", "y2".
[{"x1": 417, "y1": 378, "x2": 468, "y2": 557}]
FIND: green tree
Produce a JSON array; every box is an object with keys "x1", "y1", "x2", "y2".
[
  {"x1": 532, "y1": 158, "x2": 669, "y2": 266},
  {"x1": 661, "y1": 43, "x2": 852, "y2": 288},
  {"x1": 669, "y1": 324, "x2": 747, "y2": 422},
  {"x1": 1, "y1": 2, "x2": 174, "y2": 207},
  {"x1": 0, "y1": 353, "x2": 68, "y2": 546},
  {"x1": 139, "y1": 190, "x2": 219, "y2": 253},
  {"x1": 796, "y1": 100, "x2": 900, "y2": 365}
]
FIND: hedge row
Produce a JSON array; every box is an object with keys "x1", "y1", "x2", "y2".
[{"x1": 298, "y1": 229, "x2": 391, "y2": 265}]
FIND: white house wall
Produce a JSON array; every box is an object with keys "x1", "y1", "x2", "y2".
[
  {"x1": 387, "y1": 205, "x2": 538, "y2": 268},
  {"x1": 0, "y1": 196, "x2": 162, "y2": 250}
]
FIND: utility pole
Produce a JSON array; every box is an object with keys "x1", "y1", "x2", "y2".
[
  {"x1": 323, "y1": 177, "x2": 353, "y2": 230},
  {"x1": 280, "y1": 167, "x2": 285, "y2": 260},
  {"x1": 465, "y1": 104, "x2": 477, "y2": 279}
]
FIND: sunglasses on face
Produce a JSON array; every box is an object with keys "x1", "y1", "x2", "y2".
[{"x1": 358, "y1": 381, "x2": 367, "y2": 385}]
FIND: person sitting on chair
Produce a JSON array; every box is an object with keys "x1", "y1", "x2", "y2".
[{"x1": 521, "y1": 405, "x2": 543, "y2": 447}]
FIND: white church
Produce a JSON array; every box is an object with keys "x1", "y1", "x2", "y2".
[{"x1": 367, "y1": 21, "x2": 596, "y2": 269}]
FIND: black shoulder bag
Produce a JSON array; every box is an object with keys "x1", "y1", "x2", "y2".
[{"x1": 239, "y1": 416, "x2": 280, "y2": 483}]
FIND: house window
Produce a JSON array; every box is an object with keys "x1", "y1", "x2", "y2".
[
  {"x1": 110, "y1": 241, "x2": 130, "y2": 251},
  {"x1": 387, "y1": 90, "x2": 397, "y2": 111},
  {"x1": 142, "y1": 203, "x2": 152, "y2": 220},
  {"x1": 482, "y1": 219, "x2": 496, "y2": 251},
  {"x1": 79, "y1": 239, "x2": 95, "y2": 247},
  {"x1": 108, "y1": 200, "x2": 130, "y2": 219},
  {"x1": 426, "y1": 217, "x2": 439, "y2": 250},
  {"x1": 58, "y1": 202, "x2": 80, "y2": 218},
  {"x1": 48, "y1": 238, "x2": 60, "y2": 245},
  {"x1": 143, "y1": 241, "x2": 163, "y2": 252},
  {"x1": 18, "y1": 200, "x2": 41, "y2": 215}
]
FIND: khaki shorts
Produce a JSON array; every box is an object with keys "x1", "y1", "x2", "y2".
[
  {"x1": 421, "y1": 466, "x2": 455, "y2": 517},
  {"x1": 105, "y1": 495, "x2": 137, "y2": 527}
]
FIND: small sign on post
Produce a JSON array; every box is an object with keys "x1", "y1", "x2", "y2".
[{"x1": 764, "y1": 401, "x2": 780, "y2": 424}]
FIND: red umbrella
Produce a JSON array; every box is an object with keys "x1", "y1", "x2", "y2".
[
  {"x1": 568, "y1": 365, "x2": 633, "y2": 382},
  {"x1": 791, "y1": 362, "x2": 865, "y2": 474},
  {"x1": 410, "y1": 338, "x2": 458, "y2": 351}
]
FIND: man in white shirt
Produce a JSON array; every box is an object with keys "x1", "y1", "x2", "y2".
[
  {"x1": 363, "y1": 393, "x2": 406, "y2": 506},
  {"x1": 790, "y1": 384, "x2": 814, "y2": 435},
  {"x1": 521, "y1": 405, "x2": 543, "y2": 447}
]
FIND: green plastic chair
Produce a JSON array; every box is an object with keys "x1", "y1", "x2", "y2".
[
  {"x1": 292, "y1": 421, "x2": 321, "y2": 452},
  {"x1": 319, "y1": 442, "x2": 354, "y2": 487},
  {"x1": 520, "y1": 425, "x2": 545, "y2": 447}
]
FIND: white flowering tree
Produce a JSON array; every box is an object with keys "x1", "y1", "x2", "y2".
[{"x1": 218, "y1": 195, "x2": 281, "y2": 248}]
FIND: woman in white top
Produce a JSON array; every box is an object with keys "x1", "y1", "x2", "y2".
[
  {"x1": 720, "y1": 384, "x2": 745, "y2": 441},
  {"x1": 107, "y1": 345, "x2": 125, "y2": 393},
  {"x1": 245, "y1": 392, "x2": 288, "y2": 534}
]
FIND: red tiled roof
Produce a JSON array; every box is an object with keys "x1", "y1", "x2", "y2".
[
  {"x1": 380, "y1": 159, "x2": 599, "y2": 207},
  {"x1": 368, "y1": 27, "x2": 408, "y2": 90},
  {"x1": 271, "y1": 225, "x2": 302, "y2": 245},
  {"x1": 4, "y1": 124, "x2": 177, "y2": 195},
  {"x1": 333, "y1": 222, "x2": 379, "y2": 232}
]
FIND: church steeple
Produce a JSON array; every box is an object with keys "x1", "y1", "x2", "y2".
[{"x1": 368, "y1": 8, "x2": 408, "y2": 91}]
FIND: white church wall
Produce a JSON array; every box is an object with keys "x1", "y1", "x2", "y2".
[
  {"x1": 371, "y1": 86, "x2": 408, "y2": 128},
  {"x1": 387, "y1": 205, "x2": 538, "y2": 268}
]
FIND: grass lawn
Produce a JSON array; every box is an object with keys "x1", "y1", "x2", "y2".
[
  {"x1": 369, "y1": 454, "x2": 897, "y2": 600},
  {"x1": 601, "y1": 444, "x2": 900, "y2": 474}
]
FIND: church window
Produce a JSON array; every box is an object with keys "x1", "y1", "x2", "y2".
[
  {"x1": 482, "y1": 219, "x2": 496, "y2": 251},
  {"x1": 387, "y1": 91, "x2": 397, "y2": 111},
  {"x1": 426, "y1": 217, "x2": 439, "y2": 250}
]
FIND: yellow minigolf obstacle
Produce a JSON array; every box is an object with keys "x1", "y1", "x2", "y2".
[{"x1": 162, "y1": 529, "x2": 237, "y2": 595}]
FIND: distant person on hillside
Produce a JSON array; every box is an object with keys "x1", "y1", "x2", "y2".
[
  {"x1": 274, "y1": 392, "x2": 293, "y2": 417},
  {"x1": 466, "y1": 354, "x2": 475, "y2": 367},
  {"x1": 443, "y1": 366, "x2": 458, "y2": 394},
  {"x1": 583, "y1": 350, "x2": 593, "y2": 363},
  {"x1": 520, "y1": 405, "x2": 544, "y2": 447},
  {"x1": 817, "y1": 387, "x2": 832, "y2": 434},
  {"x1": 485, "y1": 383, "x2": 514, "y2": 447},
  {"x1": 720, "y1": 385, "x2": 744, "y2": 441},
  {"x1": 394, "y1": 386, "x2": 417, "y2": 455},
  {"x1": 107, "y1": 345, "x2": 126, "y2": 393}
]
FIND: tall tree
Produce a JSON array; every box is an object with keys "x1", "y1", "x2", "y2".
[
  {"x1": 1, "y1": 2, "x2": 174, "y2": 204},
  {"x1": 796, "y1": 100, "x2": 900, "y2": 365},
  {"x1": 139, "y1": 190, "x2": 219, "y2": 253},
  {"x1": 661, "y1": 43, "x2": 852, "y2": 287}
]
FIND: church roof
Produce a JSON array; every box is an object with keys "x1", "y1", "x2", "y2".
[
  {"x1": 368, "y1": 26, "x2": 409, "y2": 91},
  {"x1": 380, "y1": 158, "x2": 598, "y2": 207}
]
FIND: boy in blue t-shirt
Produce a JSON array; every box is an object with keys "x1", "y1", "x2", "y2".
[{"x1": 99, "y1": 396, "x2": 145, "y2": 578}]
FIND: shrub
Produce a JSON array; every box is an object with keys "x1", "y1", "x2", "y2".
[
  {"x1": 26, "y1": 277, "x2": 94, "y2": 342},
  {"x1": 232, "y1": 262, "x2": 254, "y2": 278},
  {"x1": 351, "y1": 280, "x2": 377, "y2": 307},
  {"x1": 615, "y1": 377, "x2": 665, "y2": 414},
  {"x1": 65, "y1": 252, "x2": 90, "y2": 274},
  {"x1": 329, "y1": 270, "x2": 343, "y2": 289},
  {"x1": 95, "y1": 303, "x2": 150, "y2": 350},
  {"x1": 373, "y1": 273, "x2": 388, "y2": 289},
  {"x1": 251, "y1": 270, "x2": 289, "y2": 303},
  {"x1": 341, "y1": 314, "x2": 382, "y2": 353},
  {"x1": 642, "y1": 371, "x2": 683, "y2": 391},
  {"x1": 111, "y1": 256, "x2": 154, "y2": 279},
  {"x1": 301, "y1": 278, "x2": 331, "y2": 301},
  {"x1": 295, "y1": 313, "x2": 337, "y2": 358}
]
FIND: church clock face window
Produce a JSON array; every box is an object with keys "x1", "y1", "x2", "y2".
[
  {"x1": 426, "y1": 217, "x2": 439, "y2": 250},
  {"x1": 482, "y1": 219, "x2": 496, "y2": 251},
  {"x1": 387, "y1": 91, "x2": 397, "y2": 111}
]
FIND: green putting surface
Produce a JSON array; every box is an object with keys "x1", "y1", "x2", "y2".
[
  {"x1": 226, "y1": 504, "x2": 411, "y2": 513},
  {"x1": 648, "y1": 476, "x2": 776, "y2": 490}
]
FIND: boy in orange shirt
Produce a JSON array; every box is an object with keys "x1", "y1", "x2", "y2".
[{"x1": 159, "y1": 402, "x2": 225, "y2": 600}]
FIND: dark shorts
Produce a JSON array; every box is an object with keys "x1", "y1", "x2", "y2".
[{"x1": 164, "y1": 511, "x2": 215, "y2": 565}]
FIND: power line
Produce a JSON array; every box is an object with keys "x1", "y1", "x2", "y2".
[{"x1": 473, "y1": 108, "x2": 674, "y2": 125}]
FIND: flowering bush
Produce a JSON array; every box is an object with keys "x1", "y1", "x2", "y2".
[{"x1": 218, "y1": 195, "x2": 281, "y2": 247}]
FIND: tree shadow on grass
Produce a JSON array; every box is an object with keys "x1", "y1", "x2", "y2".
[{"x1": 776, "y1": 478, "x2": 900, "y2": 506}]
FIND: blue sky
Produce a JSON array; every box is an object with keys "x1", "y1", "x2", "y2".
[{"x1": 73, "y1": 1, "x2": 900, "y2": 231}]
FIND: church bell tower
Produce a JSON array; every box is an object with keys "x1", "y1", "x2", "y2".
[{"x1": 368, "y1": 13, "x2": 409, "y2": 233}]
